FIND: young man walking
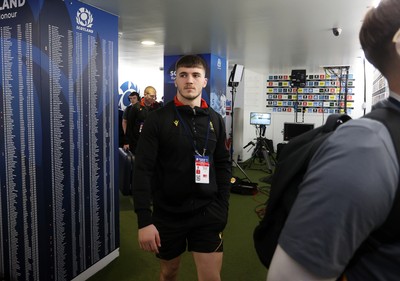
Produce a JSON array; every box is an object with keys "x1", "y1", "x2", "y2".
[{"x1": 133, "y1": 55, "x2": 231, "y2": 281}]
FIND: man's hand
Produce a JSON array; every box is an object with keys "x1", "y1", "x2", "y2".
[
  {"x1": 138, "y1": 224, "x2": 161, "y2": 254},
  {"x1": 123, "y1": 144, "x2": 130, "y2": 151}
]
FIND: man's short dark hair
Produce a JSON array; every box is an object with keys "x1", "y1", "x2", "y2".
[
  {"x1": 129, "y1": 91, "x2": 140, "y2": 100},
  {"x1": 359, "y1": 0, "x2": 400, "y2": 75},
  {"x1": 175, "y1": 55, "x2": 207, "y2": 76}
]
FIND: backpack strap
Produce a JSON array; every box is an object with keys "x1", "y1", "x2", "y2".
[
  {"x1": 270, "y1": 114, "x2": 352, "y2": 209},
  {"x1": 339, "y1": 107, "x2": 400, "y2": 278},
  {"x1": 254, "y1": 114, "x2": 351, "y2": 268},
  {"x1": 363, "y1": 107, "x2": 400, "y2": 244},
  {"x1": 307, "y1": 114, "x2": 352, "y2": 161},
  {"x1": 322, "y1": 114, "x2": 352, "y2": 133}
]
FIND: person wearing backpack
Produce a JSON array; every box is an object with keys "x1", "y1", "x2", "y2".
[
  {"x1": 132, "y1": 55, "x2": 231, "y2": 281},
  {"x1": 267, "y1": 1, "x2": 400, "y2": 280}
]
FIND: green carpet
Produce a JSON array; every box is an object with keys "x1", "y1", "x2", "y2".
[{"x1": 88, "y1": 163, "x2": 270, "y2": 281}]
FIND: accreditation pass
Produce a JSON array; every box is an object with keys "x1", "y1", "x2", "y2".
[{"x1": 195, "y1": 155, "x2": 210, "y2": 184}]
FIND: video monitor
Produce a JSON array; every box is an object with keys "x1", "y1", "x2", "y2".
[
  {"x1": 290, "y1": 69, "x2": 307, "y2": 87},
  {"x1": 283, "y1": 122, "x2": 314, "y2": 141},
  {"x1": 250, "y1": 112, "x2": 271, "y2": 126}
]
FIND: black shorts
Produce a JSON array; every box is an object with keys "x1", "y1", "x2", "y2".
[{"x1": 153, "y1": 200, "x2": 228, "y2": 260}]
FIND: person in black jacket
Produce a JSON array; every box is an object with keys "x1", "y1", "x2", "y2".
[
  {"x1": 123, "y1": 86, "x2": 160, "y2": 154},
  {"x1": 122, "y1": 91, "x2": 140, "y2": 135},
  {"x1": 133, "y1": 55, "x2": 231, "y2": 281}
]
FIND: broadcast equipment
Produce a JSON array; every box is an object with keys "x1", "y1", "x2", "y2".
[
  {"x1": 228, "y1": 64, "x2": 254, "y2": 184},
  {"x1": 243, "y1": 116, "x2": 276, "y2": 173},
  {"x1": 250, "y1": 112, "x2": 271, "y2": 126},
  {"x1": 290, "y1": 69, "x2": 306, "y2": 87},
  {"x1": 283, "y1": 122, "x2": 314, "y2": 141},
  {"x1": 228, "y1": 64, "x2": 244, "y2": 87}
]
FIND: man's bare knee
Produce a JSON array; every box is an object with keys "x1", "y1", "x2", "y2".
[
  {"x1": 160, "y1": 257, "x2": 181, "y2": 281},
  {"x1": 193, "y1": 252, "x2": 223, "y2": 281}
]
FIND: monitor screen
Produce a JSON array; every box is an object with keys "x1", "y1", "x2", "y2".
[
  {"x1": 250, "y1": 112, "x2": 271, "y2": 126},
  {"x1": 283, "y1": 123, "x2": 314, "y2": 141},
  {"x1": 290, "y1": 69, "x2": 307, "y2": 87}
]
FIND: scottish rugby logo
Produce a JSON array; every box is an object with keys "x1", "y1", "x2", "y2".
[
  {"x1": 76, "y1": 7, "x2": 93, "y2": 27},
  {"x1": 76, "y1": 7, "x2": 94, "y2": 32},
  {"x1": 118, "y1": 81, "x2": 140, "y2": 111}
]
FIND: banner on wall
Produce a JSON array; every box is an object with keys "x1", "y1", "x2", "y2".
[
  {"x1": 163, "y1": 54, "x2": 227, "y2": 117},
  {"x1": 0, "y1": 0, "x2": 119, "y2": 280},
  {"x1": 208, "y1": 54, "x2": 227, "y2": 118},
  {"x1": 118, "y1": 80, "x2": 141, "y2": 111}
]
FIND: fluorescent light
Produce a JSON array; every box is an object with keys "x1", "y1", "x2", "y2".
[{"x1": 141, "y1": 40, "x2": 156, "y2": 46}]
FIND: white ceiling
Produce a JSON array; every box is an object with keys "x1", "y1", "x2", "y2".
[{"x1": 80, "y1": 0, "x2": 375, "y2": 75}]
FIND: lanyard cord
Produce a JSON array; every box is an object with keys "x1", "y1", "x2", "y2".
[{"x1": 174, "y1": 105, "x2": 211, "y2": 156}]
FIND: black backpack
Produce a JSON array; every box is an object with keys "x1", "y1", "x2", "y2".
[{"x1": 253, "y1": 107, "x2": 400, "y2": 269}]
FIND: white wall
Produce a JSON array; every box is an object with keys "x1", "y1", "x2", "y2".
[
  {"x1": 118, "y1": 63, "x2": 164, "y2": 101},
  {"x1": 231, "y1": 69, "x2": 267, "y2": 162},
  {"x1": 232, "y1": 61, "x2": 376, "y2": 162},
  {"x1": 349, "y1": 57, "x2": 375, "y2": 118}
]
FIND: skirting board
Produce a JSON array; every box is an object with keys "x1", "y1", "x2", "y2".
[{"x1": 71, "y1": 248, "x2": 120, "y2": 281}]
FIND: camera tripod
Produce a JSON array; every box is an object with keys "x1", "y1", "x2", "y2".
[{"x1": 242, "y1": 125, "x2": 276, "y2": 173}]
